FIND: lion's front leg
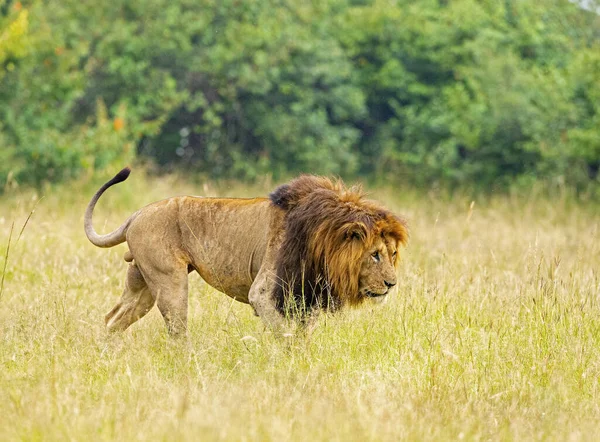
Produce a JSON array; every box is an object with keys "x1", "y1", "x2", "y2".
[{"x1": 248, "y1": 270, "x2": 293, "y2": 336}]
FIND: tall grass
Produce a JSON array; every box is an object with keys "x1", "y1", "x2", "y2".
[{"x1": 1, "y1": 171, "x2": 599, "y2": 441}]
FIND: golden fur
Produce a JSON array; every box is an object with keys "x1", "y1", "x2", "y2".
[{"x1": 84, "y1": 168, "x2": 408, "y2": 336}]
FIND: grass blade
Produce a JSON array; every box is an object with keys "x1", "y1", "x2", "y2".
[
  {"x1": 17, "y1": 196, "x2": 43, "y2": 243},
  {"x1": 0, "y1": 221, "x2": 14, "y2": 302}
]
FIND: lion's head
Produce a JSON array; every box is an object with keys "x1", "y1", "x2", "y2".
[{"x1": 270, "y1": 175, "x2": 408, "y2": 314}]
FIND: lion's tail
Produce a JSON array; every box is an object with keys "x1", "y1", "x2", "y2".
[{"x1": 84, "y1": 167, "x2": 136, "y2": 248}]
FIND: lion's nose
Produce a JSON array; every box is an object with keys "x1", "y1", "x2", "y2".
[{"x1": 384, "y1": 280, "x2": 396, "y2": 288}]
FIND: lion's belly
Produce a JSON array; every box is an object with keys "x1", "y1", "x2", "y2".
[
  {"x1": 195, "y1": 263, "x2": 253, "y2": 304},
  {"x1": 177, "y1": 196, "x2": 273, "y2": 304},
  {"x1": 187, "y1": 233, "x2": 267, "y2": 304}
]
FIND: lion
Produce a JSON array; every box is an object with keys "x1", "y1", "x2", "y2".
[{"x1": 84, "y1": 167, "x2": 408, "y2": 336}]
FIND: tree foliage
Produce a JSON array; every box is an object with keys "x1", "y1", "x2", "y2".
[{"x1": 0, "y1": 0, "x2": 599, "y2": 190}]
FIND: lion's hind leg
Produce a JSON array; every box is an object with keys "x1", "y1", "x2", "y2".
[
  {"x1": 105, "y1": 263, "x2": 155, "y2": 332},
  {"x1": 148, "y1": 267, "x2": 189, "y2": 337}
]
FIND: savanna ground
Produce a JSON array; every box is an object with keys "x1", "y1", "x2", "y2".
[{"x1": 1, "y1": 170, "x2": 599, "y2": 441}]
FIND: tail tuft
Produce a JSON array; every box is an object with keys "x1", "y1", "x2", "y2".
[{"x1": 112, "y1": 167, "x2": 131, "y2": 184}]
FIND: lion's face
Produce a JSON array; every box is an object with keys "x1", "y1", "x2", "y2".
[{"x1": 357, "y1": 235, "x2": 399, "y2": 302}]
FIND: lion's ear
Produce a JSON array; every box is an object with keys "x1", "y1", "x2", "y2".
[
  {"x1": 269, "y1": 184, "x2": 293, "y2": 210},
  {"x1": 342, "y1": 222, "x2": 368, "y2": 242}
]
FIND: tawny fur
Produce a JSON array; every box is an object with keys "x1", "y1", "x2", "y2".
[{"x1": 84, "y1": 169, "x2": 408, "y2": 336}]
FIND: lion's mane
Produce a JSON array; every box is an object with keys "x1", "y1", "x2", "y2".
[{"x1": 270, "y1": 175, "x2": 408, "y2": 315}]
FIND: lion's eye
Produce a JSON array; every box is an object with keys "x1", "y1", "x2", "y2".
[
  {"x1": 371, "y1": 251, "x2": 380, "y2": 262},
  {"x1": 392, "y1": 251, "x2": 397, "y2": 259}
]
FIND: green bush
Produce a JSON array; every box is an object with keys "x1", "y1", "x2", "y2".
[
  {"x1": 0, "y1": 0, "x2": 599, "y2": 191},
  {"x1": 336, "y1": 0, "x2": 600, "y2": 188}
]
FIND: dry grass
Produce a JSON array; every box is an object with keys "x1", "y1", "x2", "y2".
[{"x1": 1, "y1": 170, "x2": 599, "y2": 441}]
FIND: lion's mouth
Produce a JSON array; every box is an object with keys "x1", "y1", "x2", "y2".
[{"x1": 365, "y1": 290, "x2": 387, "y2": 298}]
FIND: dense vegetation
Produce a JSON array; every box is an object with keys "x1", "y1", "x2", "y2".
[{"x1": 1, "y1": 0, "x2": 599, "y2": 190}]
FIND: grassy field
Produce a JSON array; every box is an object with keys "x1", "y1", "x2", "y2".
[{"x1": 1, "y1": 170, "x2": 599, "y2": 441}]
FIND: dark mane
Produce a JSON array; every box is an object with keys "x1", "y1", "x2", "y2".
[{"x1": 269, "y1": 175, "x2": 408, "y2": 316}]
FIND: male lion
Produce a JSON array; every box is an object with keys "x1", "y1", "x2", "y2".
[{"x1": 84, "y1": 167, "x2": 408, "y2": 336}]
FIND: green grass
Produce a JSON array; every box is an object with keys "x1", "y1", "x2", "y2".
[{"x1": 1, "y1": 171, "x2": 600, "y2": 441}]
